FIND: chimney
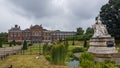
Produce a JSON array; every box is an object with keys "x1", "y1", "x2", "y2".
[{"x1": 15, "y1": 25, "x2": 18, "y2": 28}]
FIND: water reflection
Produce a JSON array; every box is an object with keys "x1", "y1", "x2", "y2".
[{"x1": 67, "y1": 60, "x2": 79, "y2": 68}]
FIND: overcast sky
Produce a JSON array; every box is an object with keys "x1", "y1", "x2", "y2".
[{"x1": 0, "y1": 0, "x2": 109, "y2": 32}]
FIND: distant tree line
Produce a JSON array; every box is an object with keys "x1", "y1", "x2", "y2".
[{"x1": 67, "y1": 27, "x2": 94, "y2": 41}]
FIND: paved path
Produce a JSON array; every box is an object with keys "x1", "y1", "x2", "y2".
[{"x1": 0, "y1": 46, "x2": 22, "y2": 59}]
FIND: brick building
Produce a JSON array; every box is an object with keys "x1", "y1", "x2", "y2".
[{"x1": 8, "y1": 25, "x2": 76, "y2": 43}]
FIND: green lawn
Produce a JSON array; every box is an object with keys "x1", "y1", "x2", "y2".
[
  {"x1": 0, "y1": 55, "x2": 70, "y2": 68},
  {"x1": 0, "y1": 41, "x2": 85, "y2": 68}
]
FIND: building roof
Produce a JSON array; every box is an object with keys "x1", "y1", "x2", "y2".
[{"x1": 9, "y1": 25, "x2": 21, "y2": 32}]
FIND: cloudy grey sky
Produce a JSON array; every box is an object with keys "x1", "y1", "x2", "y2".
[{"x1": 0, "y1": 0, "x2": 109, "y2": 32}]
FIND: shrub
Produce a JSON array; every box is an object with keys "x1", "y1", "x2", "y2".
[
  {"x1": 72, "y1": 47, "x2": 85, "y2": 53},
  {"x1": 16, "y1": 42, "x2": 22, "y2": 45},
  {"x1": 83, "y1": 39, "x2": 87, "y2": 47},
  {"x1": 66, "y1": 52, "x2": 75, "y2": 61},
  {"x1": 45, "y1": 55, "x2": 51, "y2": 61},
  {"x1": 43, "y1": 43, "x2": 52, "y2": 55},
  {"x1": 9, "y1": 42, "x2": 12, "y2": 47},
  {"x1": 79, "y1": 52, "x2": 94, "y2": 68},
  {"x1": 51, "y1": 44, "x2": 66, "y2": 65},
  {"x1": 22, "y1": 40, "x2": 27, "y2": 50},
  {"x1": 0, "y1": 43, "x2": 2, "y2": 48}
]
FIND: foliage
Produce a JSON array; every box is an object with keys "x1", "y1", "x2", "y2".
[
  {"x1": 76, "y1": 27, "x2": 84, "y2": 35},
  {"x1": 72, "y1": 47, "x2": 85, "y2": 53},
  {"x1": 67, "y1": 34, "x2": 92, "y2": 41},
  {"x1": 45, "y1": 55, "x2": 51, "y2": 62},
  {"x1": 51, "y1": 44, "x2": 66, "y2": 65},
  {"x1": 64, "y1": 40, "x2": 69, "y2": 50},
  {"x1": 0, "y1": 32, "x2": 8, "y2": 43},
  {"x1": 72, "y1": 39, "x2": 75, "y2": 45},
  {"x1": 43, "y1": 43, "x2": 52, "y2": 55},
  {"x1": 0, "y1": 43, "x2": 2, "y2": 48},
  {"x1": 65, "y1": 52, "x2": 75, "y2": 61},
  {"x1": 79, "y1": 52, "x2": 118, "y2": 68},
  {"x1": 12, "y1": 40, "x2": 16, "y2": 46},
  {"x1": 79, "y1": 52, "x2": 94, "y2": 68},
  {"x1": 85, "y1": 27, "x2": 94, "y2": 35},
  {"x1": 9, "y1": 42, "x2": 12, "y2": 47},
  {"x1": 22, "y1": 40, "x2": 27, "y2": 50},
  {"x1": 83, "y1": 39, "x2": 87, "y2": 47},
  {"x1": 100, "y1": 0, "x2": 120, "y2": 39}
]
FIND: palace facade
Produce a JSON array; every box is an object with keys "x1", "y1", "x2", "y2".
[{"x1": 8, "y1": 25, "x2": 76, "y2": 43}]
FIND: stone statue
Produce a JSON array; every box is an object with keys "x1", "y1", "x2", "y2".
[{"x1": 92, "y1": 16, "x2": 111, "y2": 37}]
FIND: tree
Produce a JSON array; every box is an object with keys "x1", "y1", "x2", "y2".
[
  {"x1": 86, "y1": 27, "x2": 94, "y2": 35},
  {"x1": 12, "y1": 40, "x2": 16, "y2": 46},
  {"x1": 76, "y1": 27, "x2": 84, "y2": 35},
  {"x1": 0, "y1": 32, "x2": 8, "y2": 43},
  {"x1": 100, "y1": 0, "x2": 120, "y2": 39},
  {"x1": 9, "y1": 42, "x2": 12, "y2": 47},
  {"x1": 0, "y1": 43, "x2": 2, "y2": 48},
  {"x1": 0, "y1": 37, "x2": 3, "y2": 48},
  {"x1": 83, "y1": 39, "x2": 87, "y2": 47},
  {"x1": 23, "y1": 40, "x2": 27, "y2": 50}
]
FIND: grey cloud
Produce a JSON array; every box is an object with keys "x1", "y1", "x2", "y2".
[
  {"x1": 0, "y1": 0, "x2": 109, "y2": 32},
  {"x1": 9, "y1": 0, "x2": 63, "y2": 18}
]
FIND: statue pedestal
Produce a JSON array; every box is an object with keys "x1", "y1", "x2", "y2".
[
  {"x1": 88, "y1": 37, "x2": 118, "y2": 54},
  {"x1": 88, "y1": 37, "x2": 120, "y2": 63}
]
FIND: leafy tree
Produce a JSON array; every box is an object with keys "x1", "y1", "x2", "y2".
[
  {"x1": 23, "y1": 40, "x2": 27, "y2": 50},
  {"x1": 0, "y1": 37, "x2": 3, "y2": 48},
  {"x1": 0, "y1": 43, "x2": 2, "y2": 48},
  {"x1": 85, "y1": 27, "x2": 94, "y2": 35},
  {"x1": 0, "y1": 32, "x2": 8, "y2": 43},
  {"x1": 83, "y1": 39, "x2": 87, "y2": 47},
  {"x1": 9, "y1": 42, "x2": 12, "y2": 47},
  {"x1": 12, "y1": 40, "x2": 16, "y2": 46},
  {"x1": 100, "y1": 0, "x2": 120, "y2": 39},
  {"x1": 76, "y1": 27, "x2": 84, "y2": 35}
]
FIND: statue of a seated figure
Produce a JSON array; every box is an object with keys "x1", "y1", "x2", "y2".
[{"x1": 92, "y1": 16, "x2": 111, "y2": 37}]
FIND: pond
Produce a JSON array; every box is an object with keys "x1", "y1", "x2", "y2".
[
  {"x1": 66, "y1": 60, "x2": 79, "y2": 68},
  {"x1": 66, "y1": 53, "x2": 81, "y2": 68}
]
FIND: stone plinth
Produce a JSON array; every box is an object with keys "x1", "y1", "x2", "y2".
[
  {"x1": 88, "y1": 37, "x2": 118, "y2": 54},
  {"x1": 88, "y1": 37, "x2": 120, "y2": 63}
]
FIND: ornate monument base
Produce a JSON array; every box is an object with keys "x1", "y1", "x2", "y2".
[
  {"x1": 88, "y1": 37, "x2": 118, "y2": 54},
  {"x1": 88, "y1": 37, "x2": 120, "y2": 63}
]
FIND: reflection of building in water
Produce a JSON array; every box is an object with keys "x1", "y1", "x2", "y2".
[{"x1": 8, "y1": 25, "x2": 76, "y2": 43}]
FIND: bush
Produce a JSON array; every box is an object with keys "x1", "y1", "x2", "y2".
[
  {"x1": 16, "y1": 42, "x2": 22, "y2": 45},
  {"x1": 12, "y1": 40, "x2": 16, "y2": 46},
  {"x1": 43, "y1": 43, "x2": 52, "y2": 55},
  {"x1": 51, "y1": 44, "x2": 66, "y2": 65},
  {"x1": 23, "y1": 40, "x2": 27, "y2": 50},
  {"x1": 72, "y1": 47, "x2": 85, "y2": 53},
  {"x1": 9, "y1": 42, "x2": 12, "y2": 47},
  {"x1": 0, "y1": 43, "x2": 2, "y2": 48},
  {"x1": 28, "y1": 43, "x2": 33, "y2": 46},
  {"x1": 79, "y1": 52, "x2": 94, "y2": 68},
  {"x1": 66, "y1": 52, "x2": 75, "y2": 61},
  {"x1": 45, "y1": 55, "x2": 51, "y2": 61}
]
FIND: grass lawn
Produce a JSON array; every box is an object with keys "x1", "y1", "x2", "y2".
[
  {"x1": 0, "y1": 55, "x2": 70, "y2": 68},
  {"x1": 0, "y1": 43, "x2": 72, "y2": 68},
  {"x1": 0, "y1": 41, "x2": 85, "y2": 68}
]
